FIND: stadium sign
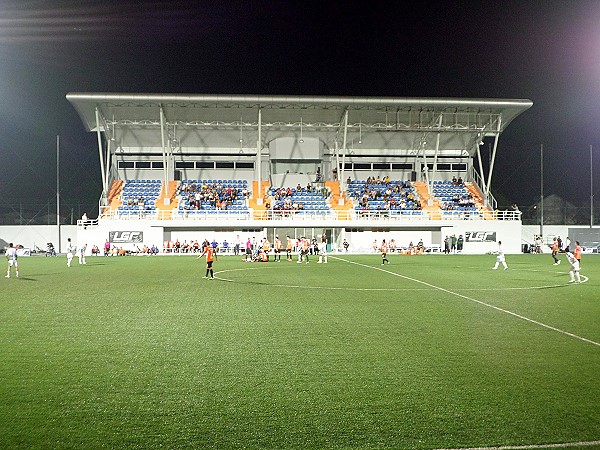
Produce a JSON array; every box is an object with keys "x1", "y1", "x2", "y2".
[
  {"x1": 109, "y1": 231, "x2": 143, "y2": 243},
  {"x1": 465, "y1": 231, "x2": 496, "y2": 242}
]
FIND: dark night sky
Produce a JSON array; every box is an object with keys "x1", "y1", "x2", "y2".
[{"x1": 1, "y1": 0, "x2": 599, "y2": 215}]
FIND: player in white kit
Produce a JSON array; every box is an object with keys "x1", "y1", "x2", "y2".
[
  {"x1": 5, "y1": 243, "x2": 19, "y2": 278},
  {"x1": 66, "y1": 238, "x2": 76, "y2": 267},
  {"x1": 565, "y1": 252, "x2": 581, "y2": 283},
  {"x1": 78, "y1": 243, "x2": 87, "y2": 265},
  {"x1": 492, "y1": 241, "x2": 508, "y2": 270},
  {"x1": 317, "y1": 236, "x2": 328, "y2": 264}
]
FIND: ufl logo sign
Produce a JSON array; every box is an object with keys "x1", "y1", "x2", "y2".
[
  {"x1": 465, "y1": 231, "x2": 496, "y2": 242},
  {"x1": 109, "y1": 231, "x2": 143, "y2": 243}
]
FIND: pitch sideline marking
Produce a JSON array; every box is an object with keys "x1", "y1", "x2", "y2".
[
  {"x1": 214, "y1": 266, "x2": 585, "y2": 291},
  {"x1": 434, "y1": 440, "x2": 600, "y2": 450},
  {"x1": 435, "y1": 440, "x2": 600, "y2": 450},
  {"x1": 333, "y1": 257, "x2": 600, "y2": 348}
]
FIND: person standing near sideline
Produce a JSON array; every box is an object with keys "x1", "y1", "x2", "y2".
[
  {"x1": 274, "y1": 235, "x2": 282, "y2": 262},
  {"x1": 573, "y1": 241, "x2": 582, "y2": 265},
  {"x1": 380, "y1": 239, "x2": 390, "y2": 265},
  {"x1": 551, "y1": 237, "x2": 560, "y2": 265},
  {"x1": 78, "y1": 243, "x2": 87, "y2": 265},
  {"x1": 66, "y1": 238, "x2": 76, "y2": 267},
  {"x1": 564, "y1": 236, "x2": 571, "y2": 253},
  {"x1": 565, "y1": 252, "x2": 582, "y2": 283},
  {"x1": 286, "y1": 236, "x2": 293, "y2": 261},
  {"x1": 5, "y1": 243, "x2": 19, "y2": 278},
  {"x1": 492, "y1": 241, "x2": 508, "y2": 270},
  {"x1": 317, "y1": 235, "x2": 328, "y2": 264},
  {"x1": 199, "y1": 243, "x2": 218, "y2": 279},
  {"x1": 234, "y1": 235, "x2": 241, "y2": 256}
]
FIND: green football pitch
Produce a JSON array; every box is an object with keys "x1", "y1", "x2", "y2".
[{"x1": 1, "y1": 253, "x2": 599, "y2": 449}]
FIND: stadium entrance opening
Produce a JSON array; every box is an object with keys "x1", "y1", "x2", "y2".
[{"x1": 268, "y1": 228, "x2": 334, "y2": 252}]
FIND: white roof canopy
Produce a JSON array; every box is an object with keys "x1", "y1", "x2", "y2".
[{"x1": 67, "y1": 93, "x2": 532, "y2": 157}]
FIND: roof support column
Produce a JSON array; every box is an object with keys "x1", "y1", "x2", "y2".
[
  {"x1": 339, "y1": 110, "x2": 349, "y2": 198},
  {"x1": 430, "y1": 114, "x2": 443, "y2": 197},
  {"x1": 257, "y1": 109, "x2": 262, "y2": 203},
  {"x1": 159, "y1": 106, "x2": 169, "y2": 199},
  {"x1": 485, "y1": 116, "x2": 502, "y2": 201},
  {"x1": 475, "y1": 141, "x2": 488, "y2": 203},
  {"x1": 94, "y1": 107, "x2": 107, "y2": 196}
]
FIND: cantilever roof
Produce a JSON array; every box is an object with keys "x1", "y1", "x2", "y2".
[{"x1": 66, "y1": 93, "x2": 532, "y2": 156}]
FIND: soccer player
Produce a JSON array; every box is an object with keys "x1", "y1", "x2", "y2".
[
  {"x1": 286, "y1": 236, "x2": 293, "y2": 261},
  {"x1": 66, "y1": 238, "x2": 76, "y2": 267},
  {"x1": 262, "y1": 238, "x2": 271, "y2": 262},
  {"x1": 551, "y1": 237, "x2": 560, "y2": 265},
  {"x1": 78, "y1": 243, "x2": 87, "y2": 265},
  {"x1": 565, "y1": 252, "x2": 581, "y2": 283},
  {"x1": 380, "y1": 239, "x2": 390, "y2": 265},
  {"x1": 274, "y1": 236, "x2": 282, "y2": 262},
  {"x1": 5, "y1": 243, "x2": 19, "y2": 278},
  {"x1": 198, "y1": 244, "x2": 218, "y2": 279},
  {"x1": 574, "y1": 241, "x2": 582, "y2": 264},
  {"x1": 492, "y1": 241, "x2": 508, "y2": 270},
  {"x1": 317, "y1": 236, "x2": 328, "y2": 264},
  {"x1": 297, "y1": 237, "x2": 309, "y2": 264}
]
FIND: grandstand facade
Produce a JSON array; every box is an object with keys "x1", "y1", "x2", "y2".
[{"x1": 67, "y1": 94, "x2": 532, "y2": 254}]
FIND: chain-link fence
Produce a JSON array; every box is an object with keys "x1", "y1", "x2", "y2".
[
  {"x1": 518, "y1": 205, "x2": 598, "y2": 226},
  {"x1": 0, "y1": 200, "x2": 99, "y2": 225}
]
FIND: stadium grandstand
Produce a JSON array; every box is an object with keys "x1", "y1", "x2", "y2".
[{"x1": 66, "y1": 93, "x2": 532, "y2": 254}]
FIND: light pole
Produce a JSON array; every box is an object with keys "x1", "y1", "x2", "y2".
[
  {"x1": 590, "y1": 144, "x2": 593, "y2": 228},
  {"x1": 540, "y1": 144, "x2": 544, "y2": 238}
]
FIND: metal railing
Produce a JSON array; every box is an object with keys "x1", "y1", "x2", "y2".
[{"x1": 90, "y1": 206, "x2": 522, "y2": 223}]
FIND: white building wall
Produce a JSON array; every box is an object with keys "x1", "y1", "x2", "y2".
[{"x1": 0, "y1": 225, "x2": 77, "y2": 253}]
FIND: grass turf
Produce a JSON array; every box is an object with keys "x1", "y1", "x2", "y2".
[{"x1": 1, "y1": 253, "x2": 599, "y2": 449}]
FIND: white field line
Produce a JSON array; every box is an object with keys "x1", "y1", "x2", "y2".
[
  {"x1": 214, "y1": 267, "x2": 584, "y2": 291},
  {"x1": 333, "y1": 257, "x2": 600, "y2": 348},
  {"x1": 435, "y1": 440, "x2": 600, "y2": 450}
]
